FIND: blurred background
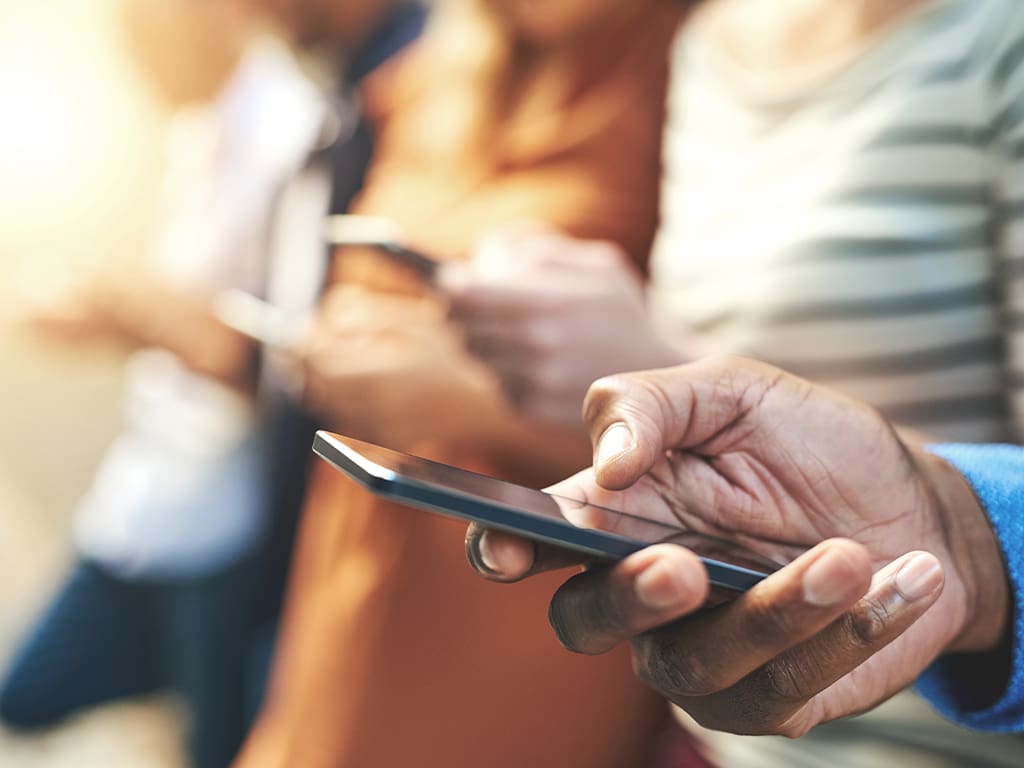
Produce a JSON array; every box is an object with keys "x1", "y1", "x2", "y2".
[
  {"x1": 0, "y1": 0, "x2": 236, "y2": 763},
  {"x1": 4, "y1": 1, "x2": 1019, "y2": 768}
]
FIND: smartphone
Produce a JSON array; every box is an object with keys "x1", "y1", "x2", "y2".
[
  {"x1": 324, "y1": 215, "x2": 440, "y2": 283},
  {"x1": 313, "y1": 431, "x2": 781, "y2": 594}
]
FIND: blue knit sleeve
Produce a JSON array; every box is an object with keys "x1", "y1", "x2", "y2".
[{"x1": 915, "y1": 444, "x2": 1024, "y2": 732}]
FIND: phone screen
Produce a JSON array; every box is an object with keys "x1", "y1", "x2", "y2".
[{"x1": 315, "y1": 432, "x2": 783, "y2": 587}]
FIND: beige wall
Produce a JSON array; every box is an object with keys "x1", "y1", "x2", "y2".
[
  {"x1": 0, "y1": 0, "x2": 165, "y2": 532},
  {"x1": 0, "y1": 0, "x2": 164, "y2": 628},
  {"x1": 0, "y1": 2, "x2": 238, "y2": 763}
]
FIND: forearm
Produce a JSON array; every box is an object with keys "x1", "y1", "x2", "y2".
[
  {"x1": 104, "y1": 284, "x2": 259, "y2": 391},
  {"x1": 154, "y1": 318, "x2": 258, "y2": 391}
]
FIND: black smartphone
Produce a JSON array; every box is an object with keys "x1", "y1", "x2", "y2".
[
  {"x1": 324, "y1": 215, "x2": 440, "y2": 283},
  {"x1": 313, "y1": 431, "x2": 781, "y2": 594}
]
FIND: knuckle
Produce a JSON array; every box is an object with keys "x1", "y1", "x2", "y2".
[
  {"x1": 583, "y1": 373, "x2": 633, "y2": 416},
  {"x1": 844, "y1": 594, "x2": 894, "y2": 648},
  {"x1": 760, "y1": 658, "x2": 817, "y2": 706},
  {"x1": 632, "y1": 631, "x2": 720, "y2": 698},
  {"x1": 583, "y1": 372, "x2": 674, "y2": 449}
]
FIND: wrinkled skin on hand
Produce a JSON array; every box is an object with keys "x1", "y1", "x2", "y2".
[{"x1": 467, "y1": 357, "x2": 1006, "y2": 736}]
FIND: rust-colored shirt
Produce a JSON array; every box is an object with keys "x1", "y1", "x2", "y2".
[{"x1": 237, "y1": 3, "x2": 691, "y2": 767}]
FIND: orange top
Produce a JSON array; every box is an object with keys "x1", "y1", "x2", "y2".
[{"x1": 237, "y1": 2, "x2": 691, "y2": 767}]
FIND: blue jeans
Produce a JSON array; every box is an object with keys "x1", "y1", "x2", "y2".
[
  {"x1": 0, "y1": 556, "x2": 267, "y2": 768},
  {"x1": 0, "y1": 402, "x2": 312, "y2": 767}
]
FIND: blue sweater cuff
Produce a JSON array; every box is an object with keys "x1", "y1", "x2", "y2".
[{"x1": 916, "y1": 444, "x2": 1024, "y2": 732}]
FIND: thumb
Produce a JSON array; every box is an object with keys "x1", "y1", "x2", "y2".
[{"x1": 582, "y1": 356, "x2": 789, "y2": 490}]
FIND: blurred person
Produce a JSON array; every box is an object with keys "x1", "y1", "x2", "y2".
[
  {"x1": 465, "y1": 357, "x2": 1024, "y2": 734},
  {"x1": 0, "y1": 1, "x2": 425, "y2": 766},
  {"x1": 234, "y1": 1, "x2": 696, "y2": 767},
  {"x1": 444, "y1": 0, "x2": 1024, "y2": 764}
]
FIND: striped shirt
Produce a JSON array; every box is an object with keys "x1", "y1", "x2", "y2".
[
  {"x1": 650, "y1": 0, "x2": 1024, "y2": 444},
  {"x1": 652, "y1": 1, "x2": 1024, "y2": 764}
]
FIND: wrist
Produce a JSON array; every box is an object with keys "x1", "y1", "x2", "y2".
[{"x1": 914, "y1": 447, "x2": 1010, "y2": 654}]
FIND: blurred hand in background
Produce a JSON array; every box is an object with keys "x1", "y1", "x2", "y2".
[
  {"x1": 442, "y1": 230, "x2": 705, "y2": 429},
  {"x1": 295, "y1": 284, "x2": 501, "y2": 448},
  {"x1": 21, "y1": 269, "x2": 259, "y2": 389}
]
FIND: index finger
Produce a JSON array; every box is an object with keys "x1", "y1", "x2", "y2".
[{"x1": 583, "y1": 357, "x2": 790, "y2": 490}]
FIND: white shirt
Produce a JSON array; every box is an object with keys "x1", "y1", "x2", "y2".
[{"x1": 75, "y1": 38, "x2": 330, "y2": 579}]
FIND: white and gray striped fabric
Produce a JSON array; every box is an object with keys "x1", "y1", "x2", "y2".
[
  {"x1": 651, "y1": 0, "x2": 1024, "y2": 445},
  {"x1": 651, "y1": 0, "x2": 1024, "y2": 764}
]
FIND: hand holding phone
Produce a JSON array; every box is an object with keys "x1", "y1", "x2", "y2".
[{"x1": 484, "y1": 357, "x2": 958, "y2": 738}]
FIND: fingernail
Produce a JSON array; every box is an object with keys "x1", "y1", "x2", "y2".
[
  {"x1": 803, "y1": 547, "x2": 858, "y2": 607},
  {"x1": 477, "y1": 532, "x2": 500, "y2": 573},
  {"x1": 596, "y1": 423, "x2": 633, "y2": 467},
  {"x1": 635, "y1": 558, "x2": 690, "y2": 611},
  {"x1": 894, "y1": 554, "x2": 943, "y2": 601}
]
